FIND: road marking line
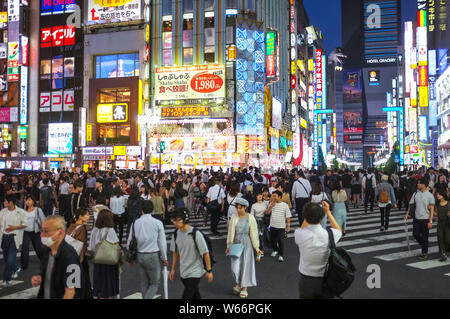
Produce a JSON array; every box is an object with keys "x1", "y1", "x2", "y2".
[
  {"x1": 406, "y1": 259, "x2": 450, "y2": 270},
  {"x1": 338, "y1": 229, "x2": 437, "y2": 247},
  {"x1": 0, "y1": 286, "x2": 39, "y2": 299},
  {"x1": 346, "y1": 238, "x2": 437, "y2": 254},
  {"x1": 374, "y1": 246, "x2": 440, "y2": 261}
]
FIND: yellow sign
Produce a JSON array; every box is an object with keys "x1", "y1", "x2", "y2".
[
  {"x1": 86, "y1": 124, "x2": 92, "y2": 142},
  {"x1": 308, "y1": 59, "x2": 314, "y2": 71},
  {"x1": 297, "y1": 60, "x2": 305, "y2": 72},
  {"x1": 146, "y1": 24, "x2": 150, "y2": 42},
  {"x1": 114, "y1": 146, "x2": 126, "y2": 156},
  {"x1": 83, "y1": 164, "x2": 89, "y2": 172},
  {"x1": 419, "y1": 86, "x2": 428, "y2": 107},
  {"x1": 93, "y1": 0, "x2": 133, "y2": 7},
  {"x1": 291, "y1": 61, "x2": 296, "y2": 74},
  {"x1": 0, "y1": 12, "x2": 7, "y2": 23},
  {"x1": 97, "y1": 103, "x2": 128, "y2": 123},
  {"x1": 300, "y1": 117, "x2": 307, "y2": 129}
]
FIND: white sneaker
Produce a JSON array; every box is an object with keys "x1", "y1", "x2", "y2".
[
  {"x1": 270, "y1": 251, "x2": 278, "y2": 257},
  {"x1": 278, "y1": 256, "x2": 284, "y2": 262},
  {"x1": 11, "y1": 268, "x2": 21, "y2": 279}
]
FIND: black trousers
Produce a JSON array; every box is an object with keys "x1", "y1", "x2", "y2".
[
  {"x1": 270, "y1": 227, "x2": 285, "y2": 256},
  {"x1": 380, "y1": 204, "x2": 392, "y2": 229},
  {"x1": 295, "y1": 197, "x2": 309, "y2": 225},
  {"x1": 364, "y1": 189, "x2": 375, "y2": 211},
  {"x1": 413, "y1": 218, "x2": 429, "y2": 254},
  {"x1": 210, "y1": 209, "x2": 220, "y2": 233},
  {"x1": 113, "y1": 213, "x2": 127, "y2": 245},
  {"x1": 299, "y1": 273, "x2": 332, "y2": 299},
  {"x1": 397, "y1": 189, "x2": 407, "y2": 210},
  {"x1": 437, "y1": 219, "x2": 450, "y2": 255},
  {"x1": 20, "y1": 231, "x2": 43, "y2": 269},
  {"x1": 181, "y1": 277, "x2": 201, "y2": 299}
]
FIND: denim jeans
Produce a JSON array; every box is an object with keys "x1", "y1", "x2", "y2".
[
  {"x1": 137, "y1": 252, "x2": 161, "y2": 299},
  {"x1": 1, "y1": 235, "x2": 19, "y2": 282}
]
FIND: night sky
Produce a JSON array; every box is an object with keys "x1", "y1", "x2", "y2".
[{"x1": 303, "y1": 0, "x2": 419, "y2": 55}]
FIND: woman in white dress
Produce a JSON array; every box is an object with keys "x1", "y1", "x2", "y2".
[{"x1": 226, "y1": 198, "x2": 262, "y2": 299}]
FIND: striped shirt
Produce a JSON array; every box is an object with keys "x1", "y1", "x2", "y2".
[{"x1": 270, "y1": 202, "x2": 291, "y2": 229}]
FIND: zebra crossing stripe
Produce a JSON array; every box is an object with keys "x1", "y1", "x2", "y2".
[
  {"x1": 338, "y1": 229, "x2": 437, "y2": 247},
  {"x1": 406, "y1": 259, "x2": 450, "y2": 270},
  {"x1": 374, "y1": 246, "x2": 440, "y2": 261},
  {"x1": 347, "y1": 237, "x2": 438, "y2": 254},
  {"x1": 0, "y1": 286, "x2": 38, "y2": 299}
]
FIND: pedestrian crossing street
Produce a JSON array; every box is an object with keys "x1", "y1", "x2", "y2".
[{"x1": 0, "y1": 205, "x2": 449, "y2": 298}]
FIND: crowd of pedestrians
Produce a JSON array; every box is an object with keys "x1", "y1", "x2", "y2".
[{"x1": 0, "y1": 165, "x2": 448, "y2": 299}]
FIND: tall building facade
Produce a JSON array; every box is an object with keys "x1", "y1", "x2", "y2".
[{"x1": 341, "y1": 0, "x2": 402, "y2": 167}]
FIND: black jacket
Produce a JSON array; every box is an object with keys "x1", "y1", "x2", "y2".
[
  {"x1": 37, "y1": 240, "x2": 82, "y2": 299},
  {"x1": 64, "y1": 192, "x2": 88, "y2": 223}
]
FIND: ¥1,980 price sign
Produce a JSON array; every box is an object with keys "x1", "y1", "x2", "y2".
[{"x1": 161, "y1": 106, "x2": 209, "y2": 118}]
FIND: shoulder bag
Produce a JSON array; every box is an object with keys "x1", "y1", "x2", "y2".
[
  {"x1": 126, "y1": 222, "x2": 138, "y2": 263},
  {"x1": 207, "y1": 187, "x2": 222, "y2": 212},
  {"x1": 409, "y1": 192, "x2": 417, "y2": 219},
  {"x1": 228, "y1": 216, "x2": 249, "y2": 258},
  {"x1": 94, "y1": 228, "x2": 122, "y2": 265},
  {"x1": 65, "y1": 225, "x2": 84, "y2": 256}
]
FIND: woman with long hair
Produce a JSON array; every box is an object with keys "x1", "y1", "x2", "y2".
[
  {"x1": 435, "y1": 190, "x2": 450, "y2": 261},
  {"x1": 184, "y1": 175, "x2": 195, "y2": 213},
  {"x1": 310, "y1": 183, "x2": 329, "y2": 228},
  {"x1": 351, "y1": 171, "x2": 362, "y2": 209},
  {"x1": 150, "y1": 188, "x2": 165, "y2": 223},
  {"x1": 126, "y1": 186, "x2": 142, "y2": 238},
  {"x1": 332, "y1": 182, "x2": 348, "y2": 235},
  {"x1": 21, "y1": 195, "x2": 45, "y2": 270},
  {"x1": 227, "y1": 181, "x2": 242, "y2": 221},
  {"x1": 88, "y1": 209, "x2": 121, "y2": 299},
  {"x1": 174, "y1": 181, "x2": 187, "y2": 208},
  {"x1": 66, "y1": 207, "x2": 92, "y2": 299},
  {"x1": 140, "y1": 184, "x2": 150, "y2": 201}
]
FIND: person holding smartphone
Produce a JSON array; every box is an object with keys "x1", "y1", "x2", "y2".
[{"x1": 294, "y1": 201, "x2": 342, "y2": 299}]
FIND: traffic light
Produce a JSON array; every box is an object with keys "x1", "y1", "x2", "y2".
[{"x1": 159, "y1": 141, "x2": 165, "y2": 152}]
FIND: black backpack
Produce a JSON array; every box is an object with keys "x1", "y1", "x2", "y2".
[
  {"x1": 407, "y1": 178, "x2": 418, "y2": 194},
  {"x1": 323, "y1": 227, "x2": 356, "y2": 298},
  {"x1": 174, "y1": 227, "x2": 216, "y2": 269},
  {"x1": 40, "y1": 185, "x2": 53, "y2": 204}
]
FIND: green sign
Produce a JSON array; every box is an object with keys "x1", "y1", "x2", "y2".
[
  {"x1": 160, "y1": 141, "x2": 165, "y2": 152},
  {"x1": 19, "y1": 126, "x2": 27, "y2": 139},
  {"x1": 266, "y1": 31, "x2": 275, "y2": 56}
]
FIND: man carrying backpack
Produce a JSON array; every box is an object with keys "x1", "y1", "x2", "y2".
[
  {"x1": 362, "y1": 169, "x2": 376, "y2": 213},
  {"x1": 169, "y1": 208, "x2": 213, "y2": 299},
  {"x1": 375, "y1": 175, "x2": 396, "y2": 232},
  {"x1": 206, "y1": 177, "x2": 226, "y2": 236},
  {"x1": 291, "y1": 171, "x2": 312, "y2": 225}
]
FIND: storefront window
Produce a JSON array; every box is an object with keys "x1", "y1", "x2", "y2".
[
  {"x1": 162, "y1": 18, "x2": 173, "y2": 66},
  {"x1": 98, "y1": 88, "x2": 131, "y2": 103},
  {"x1": 183, "y1": 14, "x2": 194, "y2": 65},
  {"x1": 95, "y1": 53, "x2": 139, "y2": 79},
  {"x1": 40, "y1": 59, "x2": 51, "y2": 80},
  {"x1": 98, "y1": 124, "x2": 131, "y2": 145},
  {"x1": 204, "y1": 11, "x2": 215, "y2": 63}
]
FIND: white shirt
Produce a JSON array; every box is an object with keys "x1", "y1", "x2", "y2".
[
  {"x1": 311, "y1": 192, "x2": 329, "y2": 204},
  {"x1": 109, "y1": 196, "x2": 127, "y2": 215},
  {"x1": 88, "y1": 227, "x2": 119, "y2": 251},
  {"x1": 270, "y1": 202, "x2": 291, "y2": 229},
  {"x1": 362, "y1": 173, "x2": 376, "y2": 189},
  {"x1": 24, "y1": 208, "x2": 46, "y2": 233},
  {"x1": 39, "y1": 180, "x2": 52, "y2": 188},
  {"x1": 206, "y1": 184, "x2": 226, "y2": 205},
  {"x1": 59, "y1": 182, "x2": 69, "y2": 195},
  {"x1": 269, "y1": 186, "x2": 277, "y2": 194},
  {"x1": 0, "y1": 207, "x2": 27, "y2": 249},
  {"x1": 250, "y1": 202, "x2": 267, "y2": 218},
  {"x1": 291, "y1": 178, "x2": 312, "y2": 199},
  {"x1": 227, "y1": 193, "x2": 242, "y2": 220},
  {"x1": 295, "y1": 225, "x2": 342, "y2": 277},
  {"x1": 127, "y1": 214, "x2": 167, "y2": 259}
]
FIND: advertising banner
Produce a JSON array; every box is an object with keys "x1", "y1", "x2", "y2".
[
  {"x1": 343, "y1": 111, "x2": 363, "y2": 134},
  {"x1": 20, "y1": 66, "x2": 27, "y2": 125},
  {"x1": 48, "y1": 123, "x2": 73, "y2": 154},
  {"x1": 40, "y1": 92, "x2": 51, "y2": 112},
  {"x1": 272, "y1": 97, "x2": 282, "y2": 129},
  {"x1": 343, "y1": 69, "x2": 362, "y2": 104},
  {"x1": 155, "y1": 64, "x2": 225, "y2": 101},
  {"x1": 160, "y1": 136, "x2": 234, "y2": 153},
  {"x1": 63, "y1": 90, "x2": 74, "y2": 111},
  {"x1": 161, "y1": 106, "x2": 209, "y2": 118},
  {"x1": 40, "y1": 25, "x2": 76, "y2": 48},
  {"x1": 236, "y1": 136, "x2": 265, "y2": 154},
  {"x1": 97, "y1": 103, "x2": 128, "y2": 123},
  {"x1": 344, "y1": 134, "x2": 363, "y2": 144},
  {"x1": 8, "y1": 0, "x2": 19, "y2": 22},
  {"x1": 88, "y1": 0, "x2": 142, "y2": 25},
  {"x1": 0, "y1": 107, "x2": 18, "y2": 122},
  {"x1": 7, "y1": 42, "x2": 19, "y2": 82}
]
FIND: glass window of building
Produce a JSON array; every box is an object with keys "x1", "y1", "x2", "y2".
[
  {"x1": 226, "y1": 0, "x2": 237, "y2": 8},
  {"x1": 246, "y1": 0, "x2": 256, "y2": 11},
  {"x1": 162, "y1": 0, "x2": 173, "y2": 66},
  {"x1": 98, "y1": 125, "x2": 131, "y2": 145},
  {"x1": 204, "y1": 3, "x2": 215, "y2": 64},
  {"x1": 95, "y1": 53, "x2": 139, "y2": 78},
  {"x1": 98, "y1": 88, "x2": 131, "y2": 103},
  {"x1": 183, "y1": 0, "x2": 194, "y2": 65}
]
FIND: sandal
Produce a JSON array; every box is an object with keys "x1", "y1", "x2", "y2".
[
  {"x1": 239, "y1": 290, "x2": 248, "y2": 298},
  {"x1": 233, "y1": 285, "x2": 241, "y2": 295}
]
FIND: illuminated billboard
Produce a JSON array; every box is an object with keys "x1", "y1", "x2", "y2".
[
  {"x1": 48, "y1": 123, "x2": 73, "y2": 154},
  {"x1": 87, "y1": 0, "x2": 141, "y2": 25},
  {"x1": 344, "y1": 112, "x2": 363, "y2": 134},
  {"x1": 343, "y1": 69, "x2": 362, "y2": 104}
]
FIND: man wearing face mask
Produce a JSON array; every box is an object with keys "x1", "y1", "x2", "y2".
[
  {"x1": 0, "y1": 194, "x2": 27, "y2": 286},
  {"x1": 31, "y1": 215, "x2": 82, "y2": 299}
]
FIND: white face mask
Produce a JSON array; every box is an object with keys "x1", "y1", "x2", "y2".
[{"x1": 41, "y1": 231, "x2": 59, "y2": 248}]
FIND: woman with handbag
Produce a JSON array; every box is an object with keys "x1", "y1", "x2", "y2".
[
  {"x1": 88, "y1": 209, "x2": 121, "y2": 299},
  {"x1": 226, "y1": 198, "x2": 262, "y2": 299},
  {"x1": 21, "y1": 195, "x2": 46, "y2": 270},
  {"x1": 66, "y1": 208, "x2": 92, "y2": 299}
]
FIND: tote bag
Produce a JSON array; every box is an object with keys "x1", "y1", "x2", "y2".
[
  {"x1": 94, "y1": 229, "x2": 122, "y2": 265},
  {"x1": 65, "y1": 225, "x2": 84, "y2": 256}
]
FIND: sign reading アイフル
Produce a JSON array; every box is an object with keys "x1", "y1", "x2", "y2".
[
  {"x1": 87, "y1": 0, "x2": 141, "y2": 25},
  {"x1": 155, "y1": 64, "x2": 225, "y2": 102}
]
